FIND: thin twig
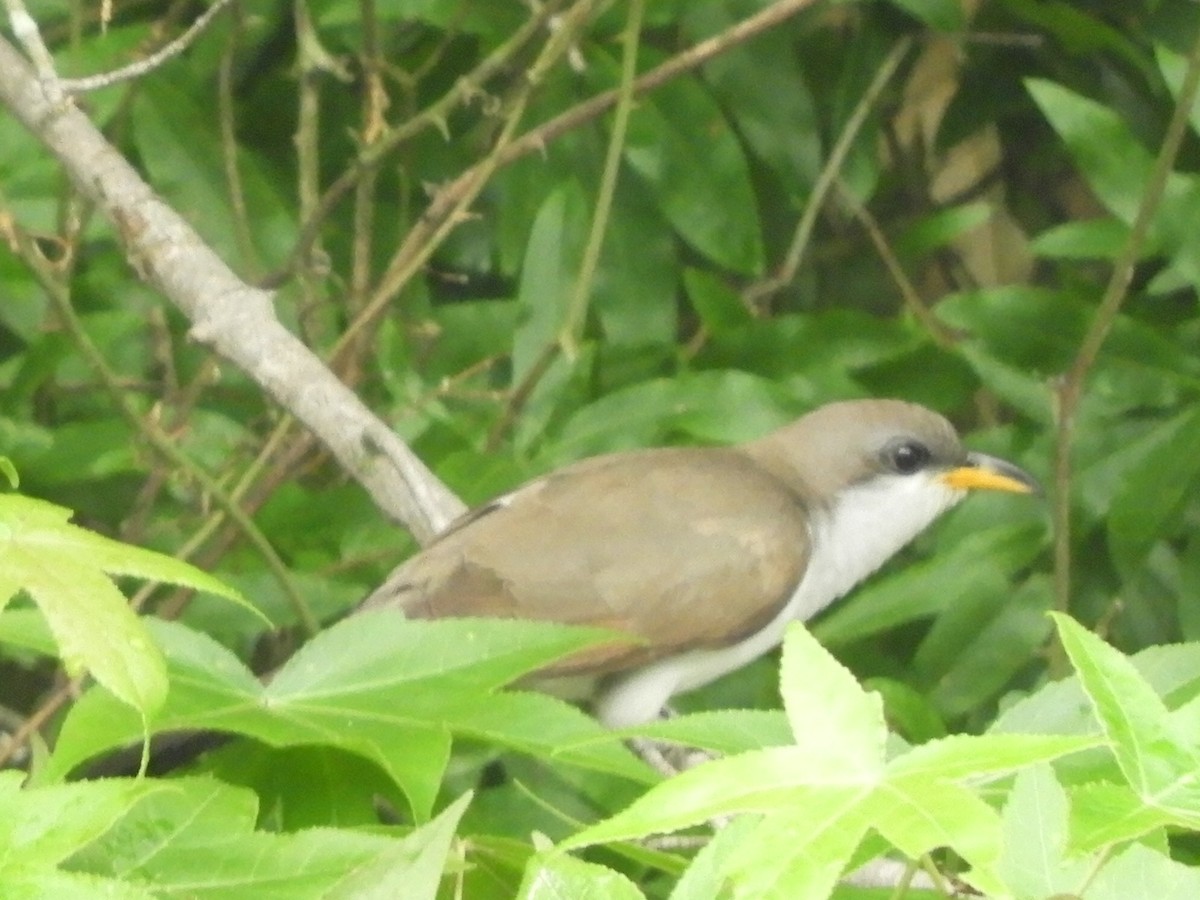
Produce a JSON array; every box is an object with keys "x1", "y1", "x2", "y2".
[
  {"x1": 264, "y1": 0, "x2": 821, "y2": 291},
  {"x1": 836, "y1": 179, "x2": 959, "y2": 348},
  {"x1": 293, "y1": 0, "x2": 330, "y2": 343},
  {"x1": 560, "y1": 0, "x2": 645, "y2": 358},
  {"x1": 58, "y1": 0, "x2": 236, "y2": 93},
  {"x1": 332, "y1": 0, "x2": 601, "y2": 366},
  {"x1": 1049, "y1": 27, "x2": 1200, "y2": 667},
  {"x1": 741, "y1": 36, "x2": 914, "y2": 310},
  {"x1": 2, "y1": 203, "x2": 319, "y2": 636},
  {"x1": 260, "y1": 0, "x2": 567, "y2": 288},
  {"x1": 217, "y1": 1, "x2": 258, "y2": 273},
  {"x1": 0, "y1": 676, "x2": 79, "y2": 769}
]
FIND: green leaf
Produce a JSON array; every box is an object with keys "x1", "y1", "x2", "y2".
[
  {"x1": 592, "y1": 179, "x2": 678, "y2": 347},
  {"x1": 995, "y1": 764, "x2": 1094, "y2": 898},
  {"x1": 720, "y1": 803, "x2": 872, "y2": 900},
  {"x1": 513, "y1": 182, "x2": 588, "y2": 380},
  {"x1": 49, "y1": 615, "x2": 649, "y2": 817},
  {"x1": 0, "y1": 494, "x2": 247, "y2": 717},
  {"x1": 915, "y1": 575, "x2": 1053, "y2": 718},
  {"x1": 542, "y1": 370, "x2": 796, "y2": 465},
  {"x1": 623, "y1": 74, "x2": 763, "y2": 274},
  {"x1": 682, "y1": 4, "x2": 821, "y2": 202},
  {"x1": 1158, "y1": 45, "x2": 1200, "y2": 139},
  {"x1": 887, "y1": 733, "x2": 1100, "y2": 782},
  {"x1": 862, "y1": 676, "x2": 947, "y2": 743},
  {"x1": 1108, "y1": 407, "x2": 1200, "y2": 580},
  {"x1": 0, "y1": 772, "x2": 168, "y2": 868},
  {"x1": 133, "y1": 79, "x2": 295, "y2": 266},
  {"x1": 1026, "y1": 79, "x2": 1152, "y2": 224},
  {"x1": 992, "y1": 642, "x2": 1200, "y2": 736},
  {"x1": 895, "y1": 201, "x2": 993, "y2": 259},
  {"x1": 683, "y1": 268, "x2": 752, "y2": 335},
  {"x1": 1088, "y1": 841, "x2": 1200, "y2": 900},
  {"x1": 669, "y1": 817, "x2": 757, "y2": 900},
  {"x1": 625, "y1": 709, "x2": 793, "y2": 757},
  {"x1": 327, "y1": 792, "x2": 472, "y2": 899},
  {"x1": 778, "y1": 623, "x2": 886, "y2": 780},
  {"x1": 1031, "y1": 219, "x2": 1130, "y2": 259},
  {"x1": 65, "y1": 776, "x2": 468, "y2": 898},
  {"x1": 1053, "y1": 613, "x2": 1200, "y2": 823},
  {"x1": 888, "y1": 0, "x2": 965, "y2": 31},
  {"x1": 867, "y1": 775, "x2": 1001, "y2": 875},
  {"x1": 563, "y1": 747, "x2": 869, "y2": 849},
  {"x1": 519, "y1": 853, "x2": 646, "y2": 900},
  {"x1": 1069, "y1": 782, "x2": 1176, "y2": 851}
]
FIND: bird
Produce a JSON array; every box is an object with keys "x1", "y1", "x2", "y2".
[{"x1": 360, "y1": 399, "x2": 1039, "y2": 727}]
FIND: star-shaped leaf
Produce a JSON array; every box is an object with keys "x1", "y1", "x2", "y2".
[
  {"x1": 0, "y1": 494, "x2": 249, "y2": 719},
  {"x1": 561, "y1": 622, "x2": 1100, "y2": 896}
]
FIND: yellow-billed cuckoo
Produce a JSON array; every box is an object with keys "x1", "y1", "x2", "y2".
[{"x1": 361, "y1": 399, "x2": 1039, "y2": 727}]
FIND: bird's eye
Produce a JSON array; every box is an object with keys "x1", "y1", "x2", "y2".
[{"x1": 886, "y1": 440, "x2": 931, "y2": 475}]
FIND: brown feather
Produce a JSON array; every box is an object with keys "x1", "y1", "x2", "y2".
[{"x1": 360, "y1": 447, "x2": 812, "y2": 676}]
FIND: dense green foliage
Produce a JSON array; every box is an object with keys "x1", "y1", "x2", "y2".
[{"x1": 3, "y1": 0, "x2": 1200, "y2": 895}]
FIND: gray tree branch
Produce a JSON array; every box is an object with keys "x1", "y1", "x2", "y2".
[{"x1": 0, "y1": 34, "x2": 465, "y2": 545}]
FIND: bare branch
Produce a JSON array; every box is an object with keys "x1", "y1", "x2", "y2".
[
  {"x1": 58, "y1": 0, "x2": 236, "y2": 93},
  {"x1": 0, "y1": 34, "x2": 465, "y2": 545}
]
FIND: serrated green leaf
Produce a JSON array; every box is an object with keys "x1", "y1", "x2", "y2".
[
  {"x1": 669, "y1": 817, "x2": 757, "y2": 900},
  {"x1": 0, "y1": 494, "x2": 253, "y2": 717},
  {"x1": 888, "y1": 733, "x2": 1100, "y2": 782},
  {"x1": 1088, "y1": 841, "x2": 1200, "y2": 900},
  {"x1": 1053, "y1": 614, "x2": 1200, "y2": 821},
  {"x1": 0, "y1": 773, "x2": 170, "y2": 868},
  {"x1": 49, "y1": 615, "x2": 648, "y2": 817},
  {"x1": 779, "y1": 623, "x2": 886, "y2": 780},
  {"x1": 867, "y1": 775, "x2": 1001, "y2": 874},
  {"x1": 625, "y1": 709, "x2": 792, "y2": 757},
  {"x1": 996, "y1": 765, "x2": 1094, "y2": 898},
  {"x1": 65, "y1": 776, "x2": 466, "y2": 898},
  {"x1": 519, "y1": 852, "x2": 646, "y2": 900},
  {"x1": 721, "y1": 802, "x2": 872, "y2": 900},
  {"x1": 992, "y1": 642, "x2": 1200, "y2": 736},
  {"x1": 328, "y1": 792, "x2": 472, "y2": 899},
  {"x1": 1069, "y1": 781, "x2": 1175, "y2": 851},
  {"x1": 563, "y1": 748, "x2": 868, "y2": 849}
]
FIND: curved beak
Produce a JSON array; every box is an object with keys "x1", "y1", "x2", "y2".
[{"x1": 940, "y1": 452, "x2": 1041, "y2": 496}]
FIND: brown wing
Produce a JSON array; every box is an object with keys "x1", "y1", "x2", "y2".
[{"x1": 358, "y1": 448, "x2": 812, "y2": 676}]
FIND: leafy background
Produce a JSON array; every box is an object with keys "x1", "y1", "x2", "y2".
[{"x1": 3, "y1": 0, "x2": 1200, "y2": 896}]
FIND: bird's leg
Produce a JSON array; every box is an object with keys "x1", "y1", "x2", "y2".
[{"x1": 627, "y1": 705, "x2": 717, "y2": 777}]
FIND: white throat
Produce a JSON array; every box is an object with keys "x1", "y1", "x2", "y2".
[
  {"x1": 795, "y1": 472, "x2": 965, "y2": 619},
  {"x1": 595, "y1": 473, "x2": 965, "y2": 728}
]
